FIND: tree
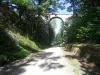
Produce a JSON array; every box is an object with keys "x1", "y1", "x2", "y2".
[{"x1": 66, "y1": 0, "x2": 100, "y2": 43}]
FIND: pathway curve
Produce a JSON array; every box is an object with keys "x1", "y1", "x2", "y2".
[{"x1": 0, "y1": 47, "x2": 83, "y2": 75}]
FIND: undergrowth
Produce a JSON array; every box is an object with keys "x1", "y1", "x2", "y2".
[{"x1": 0, "y1": 29, "x2": 40, "y2": 66}]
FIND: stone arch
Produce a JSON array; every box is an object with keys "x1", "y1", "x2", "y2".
[
  {"x1": 48, "y1": 16, "x2": 64, "y2": 25},
  {"x1": 48, "y1": 17, "x2": 65, "y2": 44}
]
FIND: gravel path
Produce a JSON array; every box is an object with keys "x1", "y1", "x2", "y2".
[{"x1": 0, "y1": 47, "x2": 83, "y2": 75}]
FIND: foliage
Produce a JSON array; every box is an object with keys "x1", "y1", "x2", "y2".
[
  {"x1": 49, "y1": 17, "x2": 64, "y2": 45},
  {"x1": 0, "y1": 2, "x2": 55, "y2": 45},
  {"x1": 65, "y1": 0, "x2": 100, "y2": 43},
  {"x1": 0, "y1": 3, "x2": 42, "y2": 66},
  {"x1": 10, "y1": 0, "x2": 65, "y2": 16},
  {"x1": 79, "y1": 45, "x2": 100, "y2": 66},
  {"x1": 11, "y1": 0, "x2": 27, "y2": 5},
  {"x1": 0, "y1": 0, "x2": 66, "y2": 66},
  {"x1": 48, "y1": 24, "x2": 55, "y2": 44},
  {"x1": 8, "y1": 30, "x2": 40, "y2": 51},
  {"x1": 11, "y1": 0, "x2": 35, "y2": 8},
  {"x1": 36, "y1": 0, "x2": 65, "y2": 15},
  {"x1": 0, "y1": 28, "x2": 40, "y2": 66},
  {"x1": 55, "y1": 33, "x2": 63, "y2": 44}
]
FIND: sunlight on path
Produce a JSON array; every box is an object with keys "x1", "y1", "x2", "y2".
[
  {"x1": 19, "y1": 47, "x2": 75, "y2": 75},
  {"x1": 0, "y1": 47, "x2": 83, "y2": 75}
]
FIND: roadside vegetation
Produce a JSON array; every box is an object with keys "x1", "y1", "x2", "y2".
[
  {"x1": 64, "y1": 0, "x2": 100, "y2": 44},
  {"x1": 0, "y1": 1, "x2": 100, "y2": 75},
  {"x1": 65, "y1": 44, "x2": 100, "y2": 74},
  {"x1": 0, "y1": 0, "x2": 63, "y2": 66},
  {"x1": 0, "y1": 28, "x2": 40, "y2": 66}
]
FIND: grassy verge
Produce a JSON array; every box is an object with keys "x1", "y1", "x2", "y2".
[
  {"x1": 8, "y1": 31, "x2": 40, "y2": 51},
  {"x1": 65, "y1": 44, "x2": 100, "y2": 75},
  {"x1": 0, "y1": 30, "x2": 40, "y2": 66}
]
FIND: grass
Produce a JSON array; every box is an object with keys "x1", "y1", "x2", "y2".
[
  {"x1": 7, "y1": 30, "x2": 40, "y2": 51},
  {"x1": 95, "y1": 44, "x2": 100, "y2": 46},
  {"x1": 66, "y1": 44, "x2": 99, "y2": 75},
  {"x1": 68, "y1": 56, "x2": 81, "y2": 75},
  {"x1": 68, "y1": 58, "x2": 79, "y2": 66},
  {"x1": 0, "y1": 30, "x2": 40, "y2": 66},
  {"x1": 73, "y1": 68, "x2": 80, "y2": 75}
]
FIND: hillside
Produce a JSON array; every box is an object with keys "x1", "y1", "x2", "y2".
[{"x1": 0, "y1": 29, "x2": 40, "y2": 66}]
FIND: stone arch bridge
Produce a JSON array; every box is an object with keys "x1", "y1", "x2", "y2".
[
  {"x1": 47, "y1": 14, "x2": 72, "y2": 22},
  {"x1": 44, "y1": 14, "x2": 72, "y2": 32},
  {"x1": 44, "y1": 14, "x2": 72, "y2": 44}
]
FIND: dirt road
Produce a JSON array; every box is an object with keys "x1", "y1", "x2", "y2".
[{"x1": 0, "y1": 47, "x2": 85, "y2": 75}]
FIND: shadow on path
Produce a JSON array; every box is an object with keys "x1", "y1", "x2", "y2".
[
  {"x1": 0, "y1": 54, "x2": 38, "y2": 75},
  {"x1": 64, "y1": 51, "x2": 100, "y2": 75},
  {"x1": 34, "y1": 51, "x2": 65, "y2": 71},
  {"x1": 0, "y1": 48, "x2": 65, "y2": 75}
]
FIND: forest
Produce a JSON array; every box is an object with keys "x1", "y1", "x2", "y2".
[
  {"x1": 65, "y1": 0, "x2": 100, "y2": 43},
  {"x1": 0, "y1": 0, "x2": 100, "y2": 73}
]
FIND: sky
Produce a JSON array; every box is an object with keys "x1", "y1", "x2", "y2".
[
  {"x1": 55, "y1": 1, "x2": 73, "y2": 14},
  {"x1": 51, "y1": 1, "x2": 73, "y2": 35},
  {"x1": 49, "y1": 1, "x2": 73, "y2": 36},
  {"x1": 57, "y1": 4, "x2": 73, "y2": 14},
  {"x1": 8, "y1": 0, "x2": 73, "y2": 15}
]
